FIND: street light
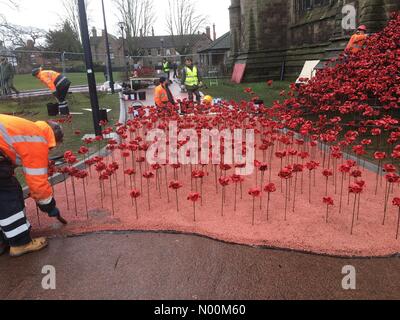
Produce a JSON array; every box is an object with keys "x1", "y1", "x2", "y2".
[
  {"x1": 118, "y1": 22, "x2": 129, "y2": 82},
  {"x1": 77, "y1": 0, "x2": 101, "y2": 136}
]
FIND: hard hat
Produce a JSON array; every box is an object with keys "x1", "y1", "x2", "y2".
[
  {"x1": 357, "y1": 25, "x2": 367, "y2": 31},
  {"x1": 203, "y1": 95, "x2": 213, "y2": 104},
  {"x1": 32, "y1": 67, "x2": 41, "y2": 77}
]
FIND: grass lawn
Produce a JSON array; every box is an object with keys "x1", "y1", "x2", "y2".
[
  {"x1": 204, "y1": 80, "x2": 294, "y2": 106},
  {"x1": 13, "y1": 72, "x2": 123, "y2": 92}
]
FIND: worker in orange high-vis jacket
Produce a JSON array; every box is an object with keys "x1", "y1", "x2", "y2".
[
  {"x1": 154, "y1": 76, "x2": 175, "y2": 109},
  {"x1": 346, "y1": 25, "x2": 369, "y2": 54},
  {"x1": 32, "y1": 68, "x2": 71, "y2": 115},
  {"x1": 0, "y1": 115, "x2": 64, "y2": 257}
]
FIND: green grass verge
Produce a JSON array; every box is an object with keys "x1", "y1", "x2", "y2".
[
  {"x1": 13, "y1": 72, "x2": 123, "y2": 91},
  {"x1": 203, "y1": 80, "x2": 293, "y2": 106}
]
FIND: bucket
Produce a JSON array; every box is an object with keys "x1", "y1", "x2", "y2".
[
  {"x1": 99, "y1": 108, "x2": 108, "y2": 122},
  {"x1": 47, "y1": 103, "x2": 59, "y2": 116},
  {"x1": 138, "y1": 91, "x2": 146, "y2": 101},
  {"x1": 59, "y1": 105, "x2": 70, "y2": 116}
]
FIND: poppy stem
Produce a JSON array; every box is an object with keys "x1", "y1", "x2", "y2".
[
  {"x1": 339, "y1": 173, "x2": 344, "y2": 214},
  {"x1": 292, "y1": 173, "x2": 298, "y2": 213},
  {"x1": 175, "y1": 190, "x2": 179, "y2": 212},
  {"x1": 71, "y1": 176, "x2": 78, "y2": 216},
  {"x1": 234, "y1": 183, "x2": 237, "y2": 212},
  {"x1": 135, "y1": 198, "x2": 139, "y2": 220},
  {"x1": 147, "y1": 180, "x2": 151, "y2": 211},
  {"x1": 63, "y1": 173, "x2": 70, "y2": 210},
  {"x1": 82, "y1": 179, "x2": 88, "y2": 219},
  {"x1": 350, "y1": 194, "x2": 357, "y2": 235},
  {"x1": 36, "y1": 204, "x2": 41, "y2": 226},
  {"x1": 396, "y1": 208, "x2": 400, "y2": 240},
  {"x1": 109, "y1": 176, "x2": 115, "y2": 216},
  {"x1": 252, "y1": 197, "x2": 255, "y2": 226}
]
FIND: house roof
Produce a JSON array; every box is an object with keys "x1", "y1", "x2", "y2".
[
  {"x1": 132, "y1": 34, "x2": 211, "y2": 50},
  {"x1": 198, "y1": 32, "x2": 231, "y2": 53}
]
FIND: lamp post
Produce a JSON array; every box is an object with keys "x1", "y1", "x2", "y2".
[
  {"x1": 102, "y1": 0, "x2": 114, "y2": 94},
  {"x1": 119, "y1": 22, "x2": 129, "y2": 81},
  {"x1": 77, "y1": 0, "x2": 101, "y2": 136}
]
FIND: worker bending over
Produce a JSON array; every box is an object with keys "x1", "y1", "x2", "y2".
[
  {"x1": 154, "y1": 76, "x2": 175, "y2": 110},
  {"x1": 0, "y1": 115, "x2": 63, "y2": 257},
  {"x1": 32, "y1": 68, "x2": 71, "y2": 115},
  {"x1": 346, "y1": 25, "x2": 368, "y2": 54},
  {"x1": 181, "y1": 58, "x2": 203, "y2": 104}
]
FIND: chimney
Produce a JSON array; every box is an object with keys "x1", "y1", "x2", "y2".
[
  {"x1": 92, "y1": 27, "x2": 97, "y2": 37},
  {"x1": 213, "y1": 24, "x2": 216, "y2": 41},
  {"x1": 206, "y1": 26, "x2": 211, "y2": 39}
]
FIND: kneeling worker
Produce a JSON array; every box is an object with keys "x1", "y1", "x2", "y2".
[
  {"x1": 0, "y1": 115, "x2": 63, "y2": 257},
  {"x1": 154, "y1": 76, "x2": 175, "y2": 109},
  {"x1": 32, "y1": 68, "x2": 71, "y2": 115}
]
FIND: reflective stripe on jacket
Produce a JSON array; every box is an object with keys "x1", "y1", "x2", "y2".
[
  {"x1": 37, "y1": 70, "x2": 63, "y2": 92},
  {"x1": 0, "y1": 114, "x2": 53, "y2": 202},
  {"x1": 184, "y1": 66, "x2": 199, "y2": 87},
  {"x1": 154, "y1": 85, "x2": 169, "y2": 107}
]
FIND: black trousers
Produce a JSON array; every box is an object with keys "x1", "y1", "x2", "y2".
[
  {"x1": 187, "y1": 87, "x2": 201, "y2": 103},
  {"x1": 54, "y1": 79, "x2": 71, "y2": 103},
  {"x1": 0, "y1": 162, "x2": 32, "y2": 247}
]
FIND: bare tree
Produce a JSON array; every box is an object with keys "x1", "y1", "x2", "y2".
[
  {"x1": 60, "y1": 0, "x2": 91, "y2": 42},
  {"x1": 166, "y1": 0, "x2": 208, "y2": 36},
  {"x1": 0, "y1": 22, "x2": 46, "y2": 49},
  {"x1": 114, "y1": 0, "x2": 156, "y2": 55},
  {"x1": 115, "y1": 0, "x2": 155, "y2": 38}
]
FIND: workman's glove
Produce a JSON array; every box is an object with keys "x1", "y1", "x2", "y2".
[
  {"x1": 38, "y1": 198, "x2": 61, "y2": 219},
  {"x1": 48, "y1": 207, "x2": 61, "y2": 219}
]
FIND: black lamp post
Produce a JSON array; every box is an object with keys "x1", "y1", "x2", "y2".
[
  {"x1": 77, "y1": 0, "x2": 101, "y2": 136},
  {"x1": 102, "y1": 0, "x2": 114, "y2": 94},
  {"x1": 119, "y1": 22, "x2": 129, "y2": 81}
]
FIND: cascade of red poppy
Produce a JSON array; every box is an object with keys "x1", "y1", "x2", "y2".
[
  {"x1": 323, "y1": 197, "x2": 334, "y2": 223},
  {"x1": 248, "y1": 188, "x2": 261, "y2": 226},
  {"x1": 264, "y1": 183, "x2": 276, "y2": 221},
  {"x1": 169, "y1": 180, "x2": 183, "y2": 212},
  {"x1": 218, "y1": 177, "x2": 230, "y2": 217},
  {"x1": 130, "y1": 189, "x2": 141, "y2": 220},
  {"x1": 187, "y1": 192, "x2": 201, "y2": 222}
]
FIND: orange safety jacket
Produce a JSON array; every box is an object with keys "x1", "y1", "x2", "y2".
[
  {"x1": 154, "y1": 84, "x2": 169, "y2": 107},
  {"x1": 0, "y1": 115, "x2": 54, "y2": 203},
  {"x1": 36, "y1": 70, "x2": 63, "y2": 92},
  {"x1": 346, "y1": 34, "x2": 368, "y2": 54}
]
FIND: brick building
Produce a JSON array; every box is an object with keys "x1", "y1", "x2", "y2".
[{"x1": 229, "y1": 0, "x2": 400, "y2": 81}]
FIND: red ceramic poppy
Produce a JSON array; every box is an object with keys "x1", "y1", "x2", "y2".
[
  {"x1": 323, "y1": 197, "x2": 334, "y2": 206},
  {"x1": 187, "y1": 192, "x2": 201, "y2": 202},
  {"x1": 248, "y1": 188, "x2": 262, "y2": 198},
  {"x1": 264, "y1": 183, "x2": 277, "y2": 193},
  {"x1": 130, "y1": 189, "x2": 141, "y2": 198},
  {"x1": 169, "y1": 180, "x2": 183, "y2": 190}
]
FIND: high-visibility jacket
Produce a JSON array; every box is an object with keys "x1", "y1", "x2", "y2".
[
  {"x1": 36, "y1": 70, "x2": 65, "y2": 92},
  {"x1": 0, "y1": 115, "x2": 54, "y2": 203},
  {"x1": 154, "y1": 84, "x2": 169, "y2": 107},
  {"x1": 184, "y1": 66, "x2": 199, "y2": 87},
  {"x1": 346, "y1": 34, "x2": 368, "y2": 54},
  {"x1": 163, "y1": 62, "x2": 170, "y2": 72}
]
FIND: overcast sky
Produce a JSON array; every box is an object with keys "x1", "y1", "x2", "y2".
[{"x1": 2, "y1": 0, "x2": 231, "y2": 38}]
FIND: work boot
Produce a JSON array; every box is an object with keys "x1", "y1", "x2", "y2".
[
  {"x1": 9, "y1": 237, "x2": 48, "y2": 258},
  {"x1": 0, "y1": 243, "x2": 8, "y2": 256}
]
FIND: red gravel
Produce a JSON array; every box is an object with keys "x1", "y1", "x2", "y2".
[{"x1": 26, "y1": 148, "x2": 400, "y2": 258}]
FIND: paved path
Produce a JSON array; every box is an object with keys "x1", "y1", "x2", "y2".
[{"x1": 0, "y1": 232, "x2": 399, "y2": 300}]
